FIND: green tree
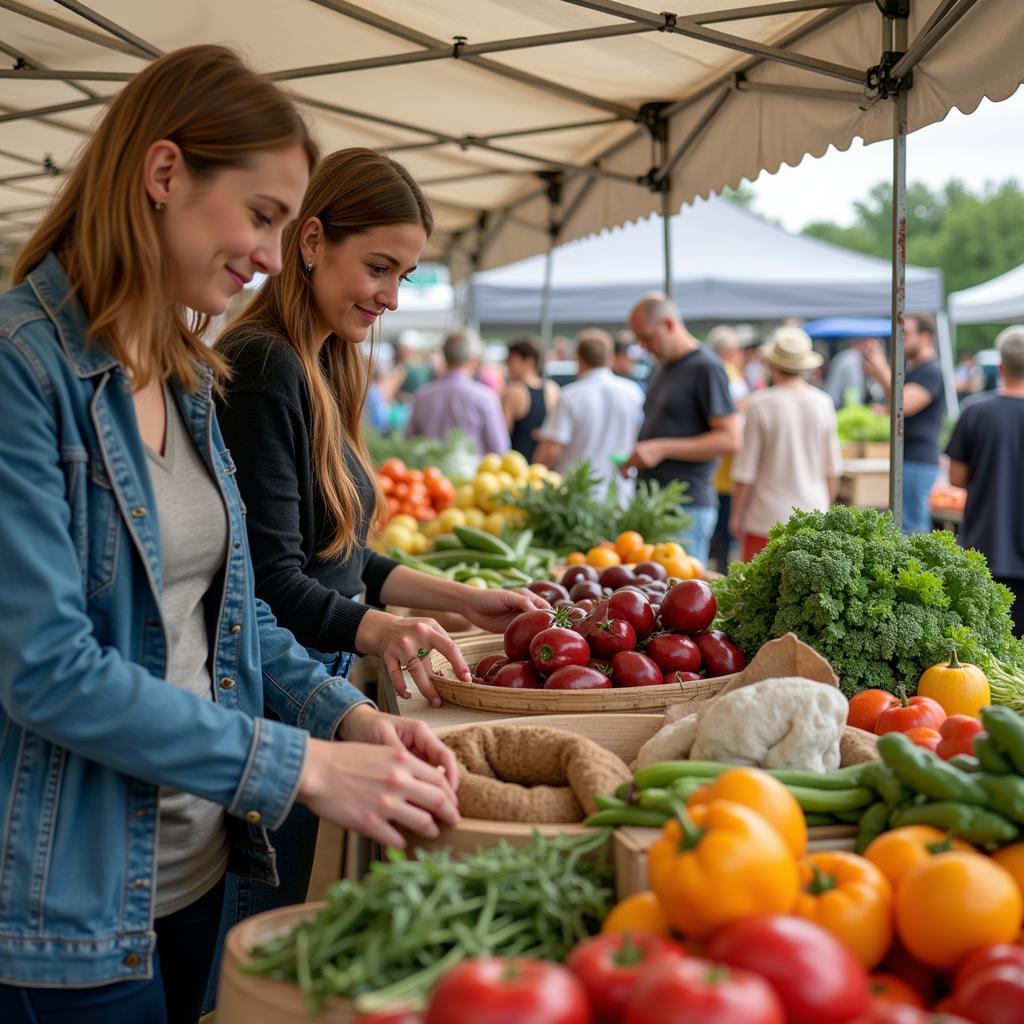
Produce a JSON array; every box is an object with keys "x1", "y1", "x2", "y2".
[{"x1": 803, "y1": 179, "x2": 1024, "y2": 353}]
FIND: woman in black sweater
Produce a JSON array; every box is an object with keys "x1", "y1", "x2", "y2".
[{"x1": 210, "y1": 149, "x2": 545, "y2": 953}]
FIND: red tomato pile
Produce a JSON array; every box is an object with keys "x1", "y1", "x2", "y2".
[
  {"x1": 377, "y1": 458, "x2": 456, "y2": 525},
  {"x1": 847, "y1": 689, "x2": 990, "y2": 761},
  {"x1": 471, "y1": 572, "x2": 746, "y2": 690}
]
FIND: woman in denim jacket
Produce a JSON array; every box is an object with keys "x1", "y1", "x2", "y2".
[{"x1": 0, "y1": 46, "x2": 458, "y2": 1024}]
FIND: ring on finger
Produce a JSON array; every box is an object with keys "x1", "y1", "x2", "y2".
[{"x1": 401, "y1": 647, "x2": 431, "y2": 672}]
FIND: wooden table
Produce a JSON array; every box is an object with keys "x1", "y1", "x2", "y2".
[{"x1": 838, "y1": 458, "x2": 890, "y2": 509}]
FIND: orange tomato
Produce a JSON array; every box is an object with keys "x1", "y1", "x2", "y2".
[
  {"x1": 661, "y1": 557, "x2": 696, "y2": 580},
  {"x1": 379, "y1": 457, "x2": 407, "y2": 480},
  {"x1": 411, "y1": 505, "x2": 434, "y2": 522},
  {"x1": 586, "y1": 546, "x2": 622, "y2": 568},
  {"x1": 652, "y1": 542, "x2": 685, "y2": 562},
  {"x1": 687, "y1": 766, "x2": 807, "y2": 858},
  {"x1": 392, "y1": 482, "x2": 411, "y2": 500},
  {"x1": 895, "y1": 851, "x2": 1023, "y2": 967},
  {"x1": 377, "y1": 474, "x2": 394, "y2": 495},
  {"x1": 992, "y1": 842, "x2": 1024, "y2": 902},
  {"x1": 600, "y1": 891, "x2": 672, "y2": 938},
  {"x1": 422, "y1": 466, "x2": 444, "y2": 484},
  {"x1": 385, "y1": 496, "x2": 401, "y2": 518},
  {"x1": 903, "y1": 726, "x2": 941, "y2": 752},
  {"x1": 429, "y1": 478, "x2": 456, "y2": 510},
  {"x1": 407, "y1": 468, "x2": 425, "y2": 485},
  {"x1": 624, "y1": 543, "x2": 656, "y2": 563},
  {"x1": 566, "y1": 552, "x2": 587, "y2": 565},
  {"x1": 864, "y1": 826, "x2": 976, "y2": 890},
  {"x1": 867, "y1": 973, "x2": 926, "y2": 1008},
  {"x1": 847, "y1": 689, "x2": 900, "y2": 733},
  {"x1": 615, "y1": 531, "x2": 645, "y2": 559}
]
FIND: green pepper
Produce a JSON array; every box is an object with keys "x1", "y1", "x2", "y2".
[
  {"x1": 889, "y1": 801, "x2": 1019, "y2": 845},
  {"x1": 974, "y1": 733, "x2": 1012, "y2": 774},
  {"x1": 855, "y1": 802, "x2": 891, "y2": 854},
  {"x1": 877, "y1": 733, "x2": 988, "y2": 805},
  {"x1": 977, "y1": 774, "x2": 1024, "y2": 825},
  {"x1": 862, "y1": 761, "x2": 913, "y2": 808},
  {"x1": 981, "y1": 706, "x2": 1024, "y2": 774}
]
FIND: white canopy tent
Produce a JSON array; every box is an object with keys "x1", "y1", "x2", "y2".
[
  {"x1": 948, "y1": 264, "x2": 1024, "y2": 325},
  {"x1": 0, "y1": 0, "x2": 1021, "y2": 525},
  {"x1": 472, "y1": 193, "x2": 944, "y2": 325}
]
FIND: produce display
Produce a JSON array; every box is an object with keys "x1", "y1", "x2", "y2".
[
  {"x1": 376, "y1": 459, "x2": 457, "y2": 527},
  {"x1": 930, "y1": 481, "x2": 966, "y2": 514},
  {"x1": 367, "y1": 427, "x2": 478, "y2": 482},
  {"x1": 470, "y1": 577, "x2": 745, "y2": 691},
  {"x1": 714, "y1": 505, "x2": 1024, "y2": 702},
  {"x1": 837, "y1": 399, "x2": 890, "y2": 444}
]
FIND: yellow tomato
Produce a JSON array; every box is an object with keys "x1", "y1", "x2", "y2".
[
  {"x1": 484, "y1": 512, "x2": 507, "y2": 537},
  {"x1": 496, "y1": 471, "x2": 517, "y2": 491},
  {"x1": 566, "y1": 552, "x2": 587, "y2": 565},
  {"x1": 478, "y1": 453, "x2": 503, "y2": 474},
  {"x1": 422, "y1": 518, "x2": 447, "y2": 539},
  {"x1": 463, "y1": 507, "x2": 486, "y2": 529},
  {"x1": 474, "y1": 471, "x2": 501, "y2": 497},
  {"x1": 587, "y1": 546, "x2": 622, "y2": 568},
  {"x1": 409, "y1": 532, "x2": 430, "y2": 555},
  {"x1": 381, "y1": 523, "x2": 415, "y2": 552},
  {"x1": 501, "y1": 450, "x2": 529, "y2": 476},
  {"x1": 653, "y1": 542, "x2": 685, "y2": 562},
  {"x1": 389, "y1": 514, "x2": 419, "y2": 531},
  {"x1": 438, "y1": 508, "x2": 467, "y2": 530},
  {"x1": 455, "y1": 484, "x2": 477, "y2": 509},
  {"x1": 546, "y1": 471, "x2": 563, "y2": 486},
  {"x1": 503, "y1": 507, "x2": 526, "y2": 527},
  {"x1": 615, "y1": 531, "x2": 645, "y2": 559}
]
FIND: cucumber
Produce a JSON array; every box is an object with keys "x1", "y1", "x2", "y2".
[
  {"x1": 431, "y1": 533, "x2": 462, "y2": 551},
  {"x1": 416, "y1": 548, "x2": 517, "y2": 570},
  {"x1": 453, "y1": 525, "x2": 516, "y2": 558}
]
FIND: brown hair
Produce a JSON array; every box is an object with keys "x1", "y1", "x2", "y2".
[
  {"x1": 13, "y1": 45, "x2": 318, "y2": 391},
  {"x1": 507, "y1": 335, "x2": 543, "y2": 368},
  {"x1": 907, "y1": 313, "x2": 937, "y2": 338},
  {"x1": 576, "y1": 328, "x2": 613, "y2": 369},
  {"x1": 221, "y1": 148, "x2": 433, "y2": 560}
]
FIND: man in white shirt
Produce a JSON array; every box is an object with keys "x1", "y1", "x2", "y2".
[{"x1": 534, "y1": 329, "x2": 645, "y2": 499}]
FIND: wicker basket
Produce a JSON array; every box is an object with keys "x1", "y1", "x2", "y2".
[{"x1": 430, "y1": 633, "x2": 734, "y2": 715}]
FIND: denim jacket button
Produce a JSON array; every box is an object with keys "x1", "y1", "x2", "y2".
[
  {"x1": 245, "y1": 809, "x2": 262, "y2": 824},
  {"x1": 130, "y1": 506, "x2": 146, "y2": 518},
  {"x1": 219, "y1": 677, "x2": 236, "y2": 690},
  {"x1": 229, "y1": 624, "x2": 242, "y2": 635},
  {"x1": 129, "y1": 878, "x2": 148, "y2": 889},
  {"x1": 123, "y1": 953, "x2": 140, "y2": 968}
]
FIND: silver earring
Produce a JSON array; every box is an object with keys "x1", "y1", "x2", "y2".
[
  {"x1": 153, "y1": 201, "x2": 165, "y2": 212},
  {"x1": 306, "y1": 262, "x2": 313, "y2": 273}
]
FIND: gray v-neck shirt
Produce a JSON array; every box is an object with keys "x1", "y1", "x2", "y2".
[{"x1": 145, "y1": 386, "x2": 230, "y2": 917}]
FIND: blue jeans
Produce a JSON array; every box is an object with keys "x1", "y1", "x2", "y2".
[
  {"x1": 679, "y1": 505, "x2": 719, "y2": 566},
  {"x1": 203, "y1": 647, "x2": 356, "y2": 1014},
  {"x1": 902, "y1": 461, "x2": 938, "y2": 535}
]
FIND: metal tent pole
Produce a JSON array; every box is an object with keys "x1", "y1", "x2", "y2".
[
  {"x1": 935, "y1": 311, "x2": 958, "y2": 416},
  {"x1": 662, "y1": 188, "x2": 673, "y2": 299},
  {"x1": 538, "y1": 174, "x2": 563, "y2": 364}
]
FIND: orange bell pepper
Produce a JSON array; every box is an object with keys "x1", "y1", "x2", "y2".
[
  {"x1": 648, "y1": 799, "x2": 799, "y2": 940},
  {"x1": 687, "y1": 766, "x2": 807, "y2": 858},
  {"x1": 601, "y1": 891, "x2": 673, "y2": 938},
  {"x1": 863, "y1": 825, "x2": 976, "y2": 889},
  {"x1": 895, "y1": 850, "x2": 1023, "y2": 968},
  {"x1": 991, "y1": 841, "x2": 1024, "y2": 903},
  {"x1": 794, "y1": 851, "x2": 893, "y2": 968}
]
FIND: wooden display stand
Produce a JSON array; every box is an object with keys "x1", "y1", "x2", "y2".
[{"x1": 839, "y1": 458, "x2": 890, "y2": 509}]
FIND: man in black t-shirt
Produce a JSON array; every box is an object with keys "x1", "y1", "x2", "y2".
[
  {"x1": 622, "y1": 295, "x2": 740, "y2": 565},
  {"x1": 947, "y1": 326, "x2": 1024, "y2": 636},
  {"x1": 863, "y1": 313, "x2": 945, "y2": 534}
]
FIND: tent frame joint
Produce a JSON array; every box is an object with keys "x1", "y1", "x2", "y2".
[
  {"x1": 874, "y1": 0, "x2": 910, "y2": 17},
  {"x1": 867, "y1": 49, "x2": 912, "y2": 98},
  {"x1": 659, "y1": 11, "x2": 678, "y2": 32},
  {"x1": 452, "y1": 35, "x2": 467, "y2": 59}
]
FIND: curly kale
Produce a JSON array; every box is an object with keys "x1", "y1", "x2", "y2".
[{"x1": 713, "y1": 506, "x2": 1024, "y2": 697}]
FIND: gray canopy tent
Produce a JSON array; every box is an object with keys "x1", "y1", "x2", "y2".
[{"x1": 949, "y1": 264, "x2": 1024, "y2": 325}]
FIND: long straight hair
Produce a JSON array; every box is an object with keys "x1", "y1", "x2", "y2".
[
  {"x1": 220, "y1": 149, "x2": 433, "y2": 560},
  {"x1": 13, "y1": 45, "x2": 318, "y2": 391}
]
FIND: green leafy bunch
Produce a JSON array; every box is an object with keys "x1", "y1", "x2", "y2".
[{"x1": 714, "y1": 505, "x2": 1024, "y2": 696}]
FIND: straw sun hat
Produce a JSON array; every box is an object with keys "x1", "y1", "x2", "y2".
[{"x1": 761, "y1": 325, "x2": 823, "y2": 373}]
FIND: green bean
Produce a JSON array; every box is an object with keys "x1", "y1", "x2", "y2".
[
  {"x1": 584, "y1": 807, "x2": 670, "y2": 828},
  {"x1": 786, "y1": 785, "x2": 876, "y2": 814},
  {"x1": 593, "y1": 793, "x2": 626, "y2": 811}
]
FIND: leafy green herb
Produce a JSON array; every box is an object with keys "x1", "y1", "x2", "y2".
[
  {"x1": 836, "y1": 398, "x2": 890, "y2": 443},
  {"x1": 366, "y1": 428, "x2": 477, "y2": 482},
  {"x1": 713, "y1": 505, "x2": 1024, "y2": 697},
  {"x1": 244, "y1": 830, "x2": 613, "y2": 1016},
  {"x1": 616, "y1": 479, "x2": 692, "y2": 542}
]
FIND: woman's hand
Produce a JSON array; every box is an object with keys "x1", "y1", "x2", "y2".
[
  {"x1": 357, "y1": 609, "x2": 472, "y2": 707},
  {"x1": 339, "y1": 704, "x2": 460, "y2": 788},
  {"x1": 460, "y1": 586, "x2": 550, "y2": 635},
  {"x1": 298, "y1": 730, "x2": 459, "y2": 849}
]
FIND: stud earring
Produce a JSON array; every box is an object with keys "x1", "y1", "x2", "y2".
[
  {"x1": 306, "y1": 262, "x2": 313, "y2": 273},
  {"x1": 153, "y1": 201, "x2": 165, "y2": 212}
]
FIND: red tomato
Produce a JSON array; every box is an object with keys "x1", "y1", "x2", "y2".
[
  {"x1": 357, "y1": 1013, "x2": 423, "y2": 1024},
  {"x1": 530, "y1": 626, "x2": 591, "y2": 674},
  {"x1": 847, "y1": 690, "x2": 900, "y2": 732},
  {"x1": 424, "y1": 958, "x2": 590, "y2": 1024},
  {"x1": 660, "y1": 580, "x2": 717, "y2": 633},
  {"x1": 875, "y1": 694, "x2": 946, "y2": 736},
  {"x1": 644, "y1": 633, "x2": 702, "y2": 674},
  {"x1": 566, "y1": 933, "x2": 687, "y2": 1024},
  {"x1": 953, "y1": 943, "x2": 1024, "y2": 991},
  {"x1": 867, "y1": 973, "x2": 925, "y2": 1008},
  {"x1": 378, "y1": 457, "x2": 407, "y2": 480},
  {"x1": 474, "y1": 654, "x2": 508, "y2": 681},
  {"x1": 610, "y1": 651, "x2": 664, "y2": 688},
  {"x1": 950, "y1": 964, "x2": 1024, "y2": 1024},
  {"x1": 606, "y1": 590, "x2": 657, "y2": 640},
  {"x1": 936, "y1": 716, "x2": 986, "y2": 761},
  {"x1": 692, "y1": 629, "x2": 747, "y2": 677},
  {"x1": 504, "y1": 609, "x2": 556, "y2": 660},
  {"x1": 851, "y1": 1005, "x2": 970, "y2": 1023},
  {"x1": 903, "y1": 726, "x2": 942, "y2": 752},
  {"x1": 623, "y1": 956, "x2": 785, "y2": 1024},
  {"x1": 588, "y1": 618, "x2": 638, "y2": 659},
  {"x1": 707, "y1": 914, "x2": 869, "y2": 1024},
  {"x1": 878, "y1": 942, "x2": 938, "y2": 1006},
  {"x1": 489, "y1": 661, "x2": 543, "y2": 689},
  {"x1": 543, "y1": 665, "x2": 614, "y2": 690}
]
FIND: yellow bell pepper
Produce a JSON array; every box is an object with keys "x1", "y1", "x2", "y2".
[
  {"x1": 648, "y1": 799, "x2": 799, "y2": 940},
  {"x1": 794, "y1": 851, "x2": 893, "y2": 969}
]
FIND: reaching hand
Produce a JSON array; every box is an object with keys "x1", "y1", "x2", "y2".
[
  {"x1": 460, "y1": 586, "x2": 549, "y2": 635},
  {"x1": 622, "y1": 439, "x2": 663, "y2": 474}
]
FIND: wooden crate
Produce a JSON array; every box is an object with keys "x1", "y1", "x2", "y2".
[
  {"x1": 839, "y1": 459, "x2": 890, "y2": 509},
  {"x1": 430, "y1": 634, "x2": 735, "y2": 715}
]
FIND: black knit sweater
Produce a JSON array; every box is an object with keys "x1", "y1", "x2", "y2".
[{"x1": 216, "y1": 328, "x2": 398, "y2": 655}]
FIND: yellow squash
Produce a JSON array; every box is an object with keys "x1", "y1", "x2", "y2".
[{"x1": 917, "y1": 649, "x2": 990, "y2": 717}]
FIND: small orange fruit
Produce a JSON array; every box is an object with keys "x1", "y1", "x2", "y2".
[
  {"x1": 615, "y1": 530, "x2": 645, "y2": 559},
  {"x1": 661, "y1": 557, "x2": 696, "y2": 579},
  {"x1": 566, "y1": 552, "x2": 587, "y2": 565},
  {"x1": 587, "y1": 546, "x2": 622, "y2": 568}
]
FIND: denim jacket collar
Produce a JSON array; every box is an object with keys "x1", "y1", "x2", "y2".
[{"x1": 27, "y1": 252, "x2": 125, "y2": 379}]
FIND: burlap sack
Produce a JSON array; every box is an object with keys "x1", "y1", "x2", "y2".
[{"x1": 443, "y1": 725, "x2": 633, "y2": 823}]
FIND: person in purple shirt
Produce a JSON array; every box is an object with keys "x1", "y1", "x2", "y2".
[{"x1": 405, "y1": 329, "x2": 511, "y2": 454}]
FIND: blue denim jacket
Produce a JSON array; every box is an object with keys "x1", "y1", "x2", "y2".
[{"x1": 0, "y1": 254, "x2": 371, "y2": 987}]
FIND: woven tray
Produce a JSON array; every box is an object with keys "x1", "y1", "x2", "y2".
[{"x1": 429, "y1": 633, "x2": 734, "y2": 715}]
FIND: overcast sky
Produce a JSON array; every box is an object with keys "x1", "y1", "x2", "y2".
[{"x1": 747, "y1": 85, "x2": 1024, "y2": 232}]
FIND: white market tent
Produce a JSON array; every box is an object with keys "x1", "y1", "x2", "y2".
[
  {"x1": 472, "y1": 193, "x2": 944, "y2": 326},
  {"x1": 0, "y1": 0, "x2": 1021, "y2": 527},
  {"x1": 948, "y1": 264, "x2": 1024, "y2": 325}
]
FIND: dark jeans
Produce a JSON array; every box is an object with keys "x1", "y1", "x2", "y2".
[
  {"x1": 0, "y1": 877, "x2": 225, "y2": 1024},
  {"x1": 995, "y1": 577, "x2": 1024, "y2": 637},
  {"x1": 710, "y1": 492, "x2": 733, "y2": 572}
]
